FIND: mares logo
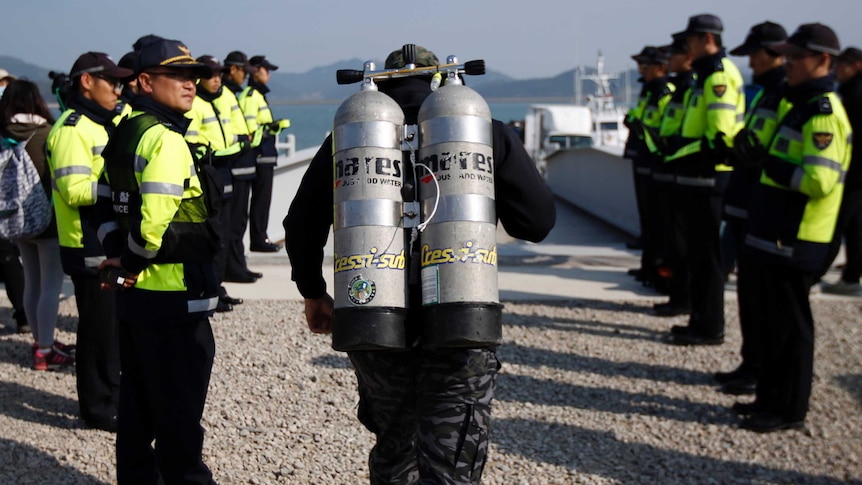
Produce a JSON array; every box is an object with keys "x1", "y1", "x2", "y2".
[
  {"x1": 421, "y1": 241, "x2": 497, "y2": 267},
  {"x1": 335, "y1": 156, "x2": 402, "y2": 188},
  {"x1": 419, "y1": 151, "x2": 494, "y2": 184},
  {"x1": 334, "y1": 248, "x2": 406, "y2": 274},
  {"x1": 347, "y1": 275, "x2": 376, "y2": 305}
]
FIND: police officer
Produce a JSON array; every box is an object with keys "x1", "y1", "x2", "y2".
[
  {"x1": 716, "y1": 21, "x2": 788, "y2": 395},
  {"x1": 624, "y1": 46, "x2": 674, "y2": 289},
  {"x1": 653, "y1": 33, "x2": 695, "y2": 317},
  {"x1": 221, "y1": 50, "x2": 262, "y2": 282},
  {"x1": 821, "y1": 46, "x2": 862, "y2": 295},
  {"x1": 736, "y1": 24, "x2": 851, "y2": 433},
  {"x1": 665, "y1": 14, "x2": 745, "y2": 345},
  {"x1": 100, "y1": 38, "x2": 219, "y2": 482},
  {"x1": 284, "y1": 46, "x2": 555, "y2": 483},
  {"x1": 46, "y1": 51, "x2": 133, "y2": 432},
  {"x1": 185, "y1": 55, "x2": 250, "y2": 312},
  {"x1": 242, "y1": 55, "x2": 288, "y2": 253}
]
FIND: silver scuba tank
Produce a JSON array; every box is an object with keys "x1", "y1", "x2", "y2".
[
  {"x1": 417, "y1": 83, "x2": 502, "y2": 348},
  {"x1": 331, "y1": 89, "x2": 409, "y2": 351}
]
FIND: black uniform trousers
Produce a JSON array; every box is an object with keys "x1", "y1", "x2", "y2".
[
  {"x1": 675, "y1": 174, "x2": 728, "y2": 337},
  {"x1": 0, "y1": 239, "x2": 26, "y2": 327},
  {"x1": 632, "y1": 160, "x2": 655, "y2": 279},
  {"x1": 664, "y1": 181, "x2": 691, "y2": 307},
  {"x1": 71, "y1": 274, "x2": 119, "y2": 426},
  {"x1": 725, "y1": 217, "x2": 761, "y2": 374},
  {"x1": 249, "y1": 163, "x2": 275, "y2": 247},
  {"x1": 116, "y1": 311, "x2": 215, "y2": 485},
  {"x1": 748, "y1": 260, "x2": 815, "y2": 421},
  {"x1": 226, "y1": 178, "x2": 252, "y2": 279},
  {"x1": 214, "y1": 197, "x2": 232, "y2": 283},
  {"x1": 828, "y1": 186, "x2": 862, "y2": 283}
]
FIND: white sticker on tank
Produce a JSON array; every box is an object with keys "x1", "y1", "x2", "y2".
[{"x1": 421, "y1": 266, "x2": 440, "y2": 305}]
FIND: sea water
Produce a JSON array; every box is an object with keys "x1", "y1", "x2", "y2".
[{"x1": 270, "y1": 102, "x2": 532, "y2": 151}]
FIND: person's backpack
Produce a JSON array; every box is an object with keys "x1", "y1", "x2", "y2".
[{"x1": 0, "y1": 137, "x2": 52, "y2": 241}]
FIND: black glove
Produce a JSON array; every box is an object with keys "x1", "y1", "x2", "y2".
[
  {"x1": 700, "y1": 132, "x2": 728, "y2": 165},
  {"x1": 729, "y1": 128, "x2": 767, "y2": 169}
]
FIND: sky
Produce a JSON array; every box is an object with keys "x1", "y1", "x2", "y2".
[{"x1": 2, "y1": 0, "x2": 861, "y2": 80}]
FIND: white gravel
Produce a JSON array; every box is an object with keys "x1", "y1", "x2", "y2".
[{"x1": 0, "y1": 295, "x2": 860, "y2": 484}]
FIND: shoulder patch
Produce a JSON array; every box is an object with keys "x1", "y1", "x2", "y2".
[
  {"x1": 817, "y1": 97, "x2": 833, "y2": 114},
  {"x1": 813, "y1": 132, "x2": 833, "y2": 151},
  {"x1": 712, "y1": 85, "x2": 727, "y2": 97},
  {"x1": 64, "y1": 113, "x2": 81, "y2": 126}
]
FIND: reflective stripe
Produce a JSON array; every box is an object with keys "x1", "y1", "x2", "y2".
[
  {"x1": 724, "y1": 205, "x2": 748, "y2": 220},
  {"x1": 420, "y1": 116, "x2": 492, "y2": 147},
  {"x1": 202, "y1": 116, "x2": 218, "y2": 124},
  {"x1": 84, "y1": 255, "x2": 106, "y2": 268},
  {"x1": 754, "y1": 109, "x2": 777, "y2": 120},
  {"x1": 232, "y1": 166, "x2": 257, "y2": 176},
  {"x1": 707, "y1": 102, "x2": 736, "y2": 111},
  {"x1": 652, "y1": 173, "x2": 675, "y2": 182},
  {"x1": 134, "y1": 154, "x2": 149, "y2": 174},
  {"x1": 54, "y1": 165, "x2": 91, "y2": 178},
  {"x1": 128, "y1": 234, "x2": 158, "y2": 259},
  {"x1": 334, "y1": 121, "x2": 400, "y2": 152},
  {"x1": 231, "y1": 105, "x2": 240, "y2": 111},
  {"x1": 257, "y1": 156, "x2": 277, "y2": 164},
  {"x1": 91, "y1": 181, "x2": 98, "y2": 202},
  {"x1": 676, "y1": 175, "x2": 716, "y2": 187},
  {"x1": 189, "y1": 163, "x2": 195, "y2": 179},
  {"x1": 635, "y1": 167, "x2": 651, "y2": 175},
  {"x1": 188, "y1": 296, "x2": 218, "y2": 313},
  {"x1": 97, "y1": 221, "x2": 119, "y2": 243},
  {"x1": 421, "y1": 194, "x2": 496, "y2": 224},
  {"x1": 803, "y1": 155, "x2": 844, "y2": 173},
  {"x1": 335, "y1": 199, "x2": 401, "y2": 230},
  {"x1": 140, "y1": 181, "x2": 184, "y2": 196},
  {"x1": 186, "y1": 130, "x2": 199, "y2": 137},
  {"x1": 224, "y1": 184, "x2": 233, "y2": 194},
  {"x1": 790, "y1": 167, "x2": 804, "y2": 191},
  {"x1": 97, "y1": 183, "x2": 112, "y2": 198},
  {"x1": 745, "y1": 234, "x2": 794, "y2": 257},
  {"x1": 777, "y1": 126, "x2": 802, "y2": 142},
  {"x1": 51, "y1": 179, "x2": 58, "y2": 191},
  {"x1": 245, "y1": 115, "x2": 256, "y2": 122},
  {"x1": 91, "y1": 145, "x2": 105, "y2": 156},
  {"x1": 736, "y1": 113, "x2": 745, "y2": 122}
]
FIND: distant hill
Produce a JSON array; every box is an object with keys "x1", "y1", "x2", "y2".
[{"x1": 0, "y1": 55, "x2": 60, "y2": 104}]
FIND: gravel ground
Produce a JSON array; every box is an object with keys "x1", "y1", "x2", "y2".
[{"x1": 0, "y1": 296, "x2": 860, "y2": 484}]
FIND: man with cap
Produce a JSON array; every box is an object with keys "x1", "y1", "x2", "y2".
[
  {"x1": 821, "y1": 46, "x2": 862, "y2": 296},
  {"x1": 623, "y1": 46, "x2": 673, "y2": 293},
  {"x1": 715, "y1": 21, "x2": 788, "y2": 396},
  {"x1": 221, "y1": 50, "x2": 262, "y2": 283},
  {"x1": 284, "y1": 45, "x2": 555, "y2": 483},
  {"x1": 736, "y1": 23, "x2": 851, "y2": 433},
  {"x1": 185, "y1": 54, "x2": 251, "y2": 312},
  {"x1": 664, "y1": 14, "x2": 745, "y2": 346},
  {"x1": 46, "y1": 51, "x2": 133, "y2": 432},
  {"x1": 242, "y1": 55, "x2": 289, "y2": 253},
  {"x1": 98, "y1": 38, "x2": 219, "y2": 482}
]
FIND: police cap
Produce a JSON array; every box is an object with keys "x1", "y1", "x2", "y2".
[
  {"x1": 631, "y1": 46, "x2": 670, "y2": 65},
  {"x1": 133, "y1": 34, "x2": 164, "y2": 52},
  {"x1": 70, "y1": 52, "x2": 134, "y2": 80},
  {"x1": 224, "y1": 51, "x2": 256, "y2": 73},
  {"x1": 675, "y1": 14, "x2": 723, "y2": 37},
  {"x1": 196, "y1": 55, "x2": 223, "y2": 74},
  {"x1": 771, "y1": 23, "x2": 840, "y2": 57},
  {"x1": 729, "y1": 21, "x2": 788, "y2": 56},
  {"x1": 137, "y1": 39, "x2": 212, "y2": 78},
  {"x1": 250, "y1": 55, "x2": 278, "y2": 71},
  {"x1": 384, "y1": 45, "x2": 440, "y2": 69},
  {"x1": 837, "y1": 47, "x2": 862, "y2": 64}
]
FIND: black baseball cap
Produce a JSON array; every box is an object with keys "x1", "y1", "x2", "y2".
[
  {"x1": 133, "y1": 34, "x2": 164, "y2": 52},
  {"x1": 631, "y1": 46, "x2": 670, "y2": 65},
  {"x1": 137, "y1": 39, "x2": 212, "y2": 78},
  {"x1": 224, "y1": 51, "x2": 256, "y2": 73},
  {"x1": 674, "y1": 14, "x2": 723, "y2": 37},
  {"x1": 771, "y1": 23, "x2": 840, "y2": 57},
  {"x1": 661, "y1": 32, "x2": 688, "y2": 55},
  {"x1": 730, "y1": 21, "x2": 788, "y2": 56},
  {"x1": 836, "y1": 47, "x2": 862, "y2": 64},
  {"x1": 250, "y1": 55, "x2": 278, "y2": 71},
  {"x1": 70, "y1": 52, "x2": 134, "y2": 80},
  {"x1": 196, "y1": 55, "x2": 223, "y2": 74}
]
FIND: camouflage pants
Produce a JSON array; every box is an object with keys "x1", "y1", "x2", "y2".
[{"x1": 348, "y1": 348, "x2": 500, "y2": 484}]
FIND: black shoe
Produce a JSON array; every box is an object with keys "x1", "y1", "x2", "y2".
[
  {"x1": 670, "y1": 324, "x2": 689, "y2": 335},
  {"x1": 16, "y1": 323, "x2": 31, "y2": 334},
  {"x1": 216, "y1": 301, "x2": 233, "y2": 312},
  {"x1": 731, "y1": 401, "x2": 765, "y2": 416},
  {"x1": 653, "y1": 302, "x2": 691, "y2": 317},
  {"x1": 250, "y1": 239, "x2": 282, "y2": 253},
  {"x1": 669, "y1": 329, "x2": 724, "y2": 346},
  {"x1": 224, "y1": 273, "x2": 257, "y2": 283},
  {"x1": 719, "y1": 376, "x2": 757, "y2": 395},
  {"x1": 626, "y1": 240, "x2": 643, "y2": 250},
  {"x1": 246, "y1": 270, "x2": 263, "y2": 279},
  {"x1": 714, "y1": 365, "x2": 752, "y2": 384},
  {"x1": 221, "y1": 295, "x2": 243, "y2": 305},
  {"x1": 85, "y1": 415, "x2": 118, "y2": 433},
  {"x1": 627, "y1": 268, "x2": 642, "y2": 276},
  {"x1": 740, "y1": 412, "x2": 804, "y2": 433}
]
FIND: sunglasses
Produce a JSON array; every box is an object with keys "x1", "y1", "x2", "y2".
[
  {"x1": 144, "y1": 69, "x2": 199, "y2": 83},
  {"x1": 92, "y1": 74, "x2": 123, "y2": 91}
]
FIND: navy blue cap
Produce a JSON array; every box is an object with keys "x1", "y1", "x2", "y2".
[
  {"x1": 730, "y1": 22, "x2": 788, "y2": 56},
  {"x1": 838, "y1": 47, "x2": 862, "y2": 64},
  {"x1": 224, "y1": 51, "x2": 256, "y2": 73},
  {"x1": 771, "y1": 23, "x2": 840, "y2": 57},
  {"x1": 70, "y1": 52, "x2": 134, "y2": 80},
  {"x1": 250, "y1": 55, "x2": 278, "y2": 71},
  {"x1": 675, "y1": 14, "x2": 723, "y2": 37},
  {"x1": 631, "y1": 46, "x2": 670, "y2": 65},
  {"x1": 137, "y1": 39, "x2": 212, "y2": 78}
]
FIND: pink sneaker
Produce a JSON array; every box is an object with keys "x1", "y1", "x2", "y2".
[{"x1": 33, "y1": 348, "x2": 75, "y2": 371}]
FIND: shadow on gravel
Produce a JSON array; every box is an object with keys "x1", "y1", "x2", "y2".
[
  {"x1": 494, "y1": 417, "x2": 852, "y2": 484},
  {"x1": 502, "y1": 300, "x2": 667, "y2": 343},
  {"x1": 0, "y1": 381, "x2": 81, "y2": 429},
  {"x1": 497, "y1": 373, "x2": 734, "y2": 426},
  {"x1": 834, "y1": 374, "x2": 862, "y2": 408},
  {"x1": 497, "y1": 343, "x2": 713, "y2": 386},
  {"x1": 0, "y1": 438, "x2": 108, "y2": 484},
  {"x1": 310, "y1": 354, "x2": 353, "y2": 369}
]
